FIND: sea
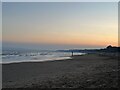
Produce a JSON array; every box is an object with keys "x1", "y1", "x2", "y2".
[{"x1": 1, "y1": 48, "x2": 85, "y2": 64}]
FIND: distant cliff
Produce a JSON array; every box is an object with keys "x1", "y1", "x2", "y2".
[
  {"x1": 56, "y1": 45, "x2": 120, "y2": 53},
  {"x1": 99, "y1": 45, "x2": 120, "y2": 53}
]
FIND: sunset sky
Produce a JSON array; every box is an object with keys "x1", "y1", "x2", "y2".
[{"x1": 2, "y1": 2, "x2": 118, "y2": 49}]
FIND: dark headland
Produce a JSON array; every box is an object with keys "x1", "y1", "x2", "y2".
[{"x1": 2, "y1": 45, "x2": 120, "y2": 89}]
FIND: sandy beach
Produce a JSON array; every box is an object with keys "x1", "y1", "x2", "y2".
[{"x1": 2, "y1": 54, "x2": 119, "y2": 88}]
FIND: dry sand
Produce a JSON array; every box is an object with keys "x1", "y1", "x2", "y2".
[{"x1": 2, "y1": 54, "x2": 119, "y2": 88}]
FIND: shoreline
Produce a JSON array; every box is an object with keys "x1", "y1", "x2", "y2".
[
  {"x1": 2, "y1": 54, "x2": 119, "y2": 88},
  {"x1": 2, "y1": 53, "x2": 86, "y2": 65},
  {"x1": 2, "y1": 52, "x2": 86, "y2": 65},
  {"x1": 2, "y1": 56, "x2": 72, "y2": 65}
]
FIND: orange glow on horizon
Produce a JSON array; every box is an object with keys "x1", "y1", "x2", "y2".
[{"x1": 3, "y1": 34, "x2": 118, "y2": 47}]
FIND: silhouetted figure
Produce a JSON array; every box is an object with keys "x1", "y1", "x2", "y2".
[{"x1": 72, "y1": 51, "x2": 74, "y2": 56}]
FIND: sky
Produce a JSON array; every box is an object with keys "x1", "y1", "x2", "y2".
[
  {"x1": 1, "y1": 0, "x2": 119, "y2": 2},
  {"x1": 0, "y1": 2, "x2": 2, "y2": 50},
  {"x1": 2, "y1": 2, "x2": 118, "y2": 49}
]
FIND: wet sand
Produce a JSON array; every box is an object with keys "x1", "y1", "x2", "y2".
[{"x1": 2, "y1": 54, "x2": 119, "y2": 88}]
